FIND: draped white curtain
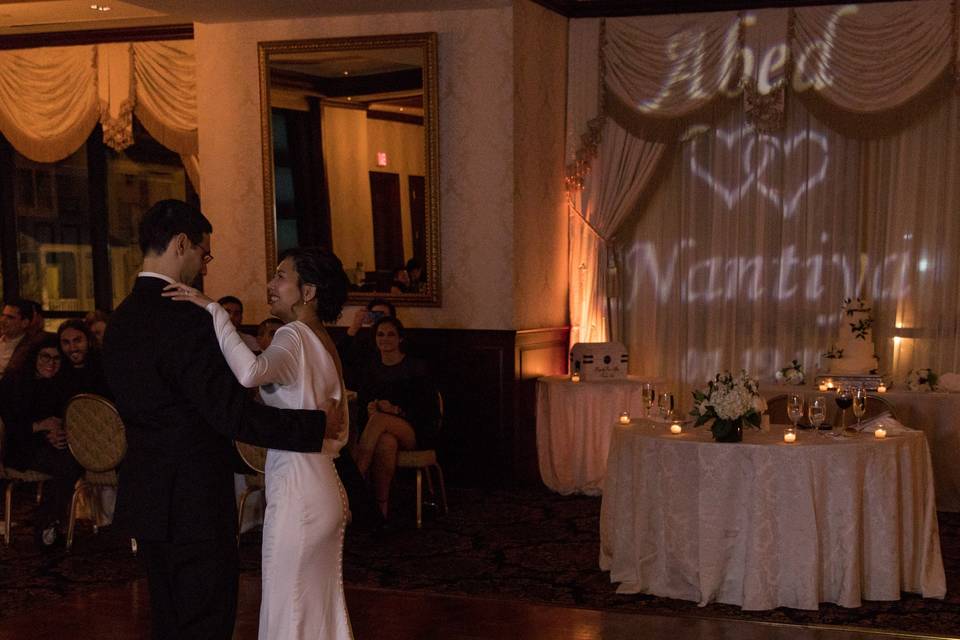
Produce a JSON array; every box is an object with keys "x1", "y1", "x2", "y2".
[
  {"x1": 567, "y1": 0, "x2": 960, "y2": 400},
  {"x1": 0, "y1": 40, "x2": 198, "y2": 185}
]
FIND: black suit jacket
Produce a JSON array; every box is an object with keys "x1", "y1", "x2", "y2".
[{"x1": 103, "y1": 276, "x2": 325, "y2": 543}]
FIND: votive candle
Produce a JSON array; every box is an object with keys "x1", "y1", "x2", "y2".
[
  {"x1": 571, "y1": 373, "x2": 581, "y2": 383},
  {"x1": 874, "y1": 427, "x2": 887, "y2": 439},
  {"x1": 619, "y1": 412, "x2": 631, "y2": 425},
  {"x1": 784, "y1": 429, "x2": 797, "y2": 443},
  {"x1": 826, "y1": 380, "x2": 835, "y2": 390},
  {"x1": 877, "y1": 383, "x2": 887, "y2": 393},
  {"x1": 818, "y1": 382, "x2": 829, "y2": 391},
  {"x1": 670, "y1": 422, "x2": 682, "y2": 434}
]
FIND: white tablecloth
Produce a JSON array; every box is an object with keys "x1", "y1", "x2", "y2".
[
  {"x1": 600, "y1": 421, "x2": 946, "y2": 610},
  {"x1": 536, "y1": 375, "x2": 658, "y2": 496},
  {"x1": 763, "y1": 384, "x2": 960, "y2": 511}
]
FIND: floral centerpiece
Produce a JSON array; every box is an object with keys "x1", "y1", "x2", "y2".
[
  {"x1": 775, "y1": 359, "x2": 805, "y2": 385},
  {"x1": 690, "y1": 371, "x2": 767, "y2": 442},
  {"x1": 905, "y1": 368, "x2": 938, "y2": 392}
]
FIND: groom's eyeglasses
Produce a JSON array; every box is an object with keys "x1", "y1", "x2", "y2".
[{"x1": 192, "y1": 241, "x2": 213, "y2": 265}]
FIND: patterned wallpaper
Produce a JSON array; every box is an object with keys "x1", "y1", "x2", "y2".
[
  {"x1": 513, "y1": 0, "x2": 569, "y2": 329},
  {"x1": 195, "y1": 8, "x2": 514, "y2": 329}
]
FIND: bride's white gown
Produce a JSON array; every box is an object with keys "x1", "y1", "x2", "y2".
[{"x1": 208, "y1": 303, "x2": 353, "y2": 640}]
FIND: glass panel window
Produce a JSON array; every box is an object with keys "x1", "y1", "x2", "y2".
[
  {"x1": 14, "y1": 146, "x2": 93, "y2": 312},
  {"x1": 106, "y1": 145, "x2": 187, "y2": 307}
]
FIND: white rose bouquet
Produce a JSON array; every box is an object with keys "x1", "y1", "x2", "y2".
[
  {"x1": 690, "y1": 371, "x2": 766, "y2": 442},
  {"x1": 774, "y1": 360, "x2": 805, "y2": 385},
  {"x1": 905, "y1": 368, "x2": 938, "y2": 392}
]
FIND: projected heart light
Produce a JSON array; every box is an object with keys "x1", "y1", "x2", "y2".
[{"x1": 689, "y1": 127, "x2": 829, "y2": 218}]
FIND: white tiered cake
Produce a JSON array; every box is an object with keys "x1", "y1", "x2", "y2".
[{"x1": 818, "y1": 298, "x2": 881, "y2": 388}]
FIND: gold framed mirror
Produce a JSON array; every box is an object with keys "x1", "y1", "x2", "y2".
[{"x1": 258, "y1": 32, "x2": 440, "y2": 306}]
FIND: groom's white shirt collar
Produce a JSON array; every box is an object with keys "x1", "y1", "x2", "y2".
[{"x1": 138, "y1": 271, "x2": 176, "y2": 285}]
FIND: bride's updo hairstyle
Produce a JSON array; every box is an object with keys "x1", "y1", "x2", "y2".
[{"x1": 280, "y1": 246, "x2": 349, "y2": 323}]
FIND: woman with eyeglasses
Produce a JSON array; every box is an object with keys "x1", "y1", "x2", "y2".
[
  {"x1": 0, "y1": 333, "x2": 82, "y2": 548},
  {"x1": 165, "y1": 246, "x2": 353, "y2": 640}
]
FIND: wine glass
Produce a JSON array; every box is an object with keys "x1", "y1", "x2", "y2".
[
  {"x1": 642, "y1": 383, "x2": 656, "y2": 418},
  {"x1": 787, "y1": 393, "x2": 804, "y2": 432},
  {"x1": 852, "y1": 386, "x2": 867, "y2": 431},
  {"x1": 658, "y1": 392, "x2": 675, "y2": 421},
  {"x1": 835, "y1": 384, "x2": 853, "y2": 434},
  {"x1": 809, "y1": 395, "x2": 827, "y2": 435}
]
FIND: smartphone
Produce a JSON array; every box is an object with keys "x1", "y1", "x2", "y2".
[{"x1": 369, "y1": 310, "x2": 386, "y2": 323}]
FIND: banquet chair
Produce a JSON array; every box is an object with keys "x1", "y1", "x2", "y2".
[
  {"x1": 765, "y1": 395, "x2": 789, "y2": 425},
  {"x1": 64, "y1": 394, "x2": 127, "y2": 550},
  {"x1": 235, "y1": 441, "x2": 267, "y2": 543},
  {"x1": 863, "y1": 394, "x2": 900, "y2": 422},
  {"x1": 0, "y1": 418, "x2": 52, "y2": 545},
  {"x1": 396, "y1": 390, "x2": 448, "y2": 529}
]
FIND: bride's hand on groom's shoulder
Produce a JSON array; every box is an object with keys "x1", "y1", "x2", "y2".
[{"x1": 162, "y1": 282, "x2": 214, "y2": 308}]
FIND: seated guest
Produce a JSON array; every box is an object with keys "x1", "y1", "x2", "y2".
[
  {"x1": 353, "y1": 316, "x2": 438, "y2": 520},
  {"x1": 218, "y1": 295, "x2": 261, "y2": 352},
  {"x1": 57, "y1": 319, "x2": 111, "y2": 399},
  {"x1": 405, "y1": 257, "x2": 425, "y2": 293},
  {"x1": 0, "y1": 334, "x2": 83, "y2": 547},
  {"x1": 27, "y1": 300, "x2": 56, "y2": 340},
  {"x1": 0, "y1": 299, "x2": 39, "y2": 378},
  {"x1": 84, "y1": 310, "x2": 109, "y2": 348},
  {"x1": 389, "y1": 267, "x2": 410, "y2": 294},
  {"x1": 337, "y1": 298, "x2": 396, "y2": 390},
  {"x1": 256, "y1": 317, "x2": 283, "y2": 352}
]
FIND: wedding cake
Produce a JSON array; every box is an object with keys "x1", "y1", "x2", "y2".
[{"x1": 823, "y1": 297, "x2": 879, "y2": 375}]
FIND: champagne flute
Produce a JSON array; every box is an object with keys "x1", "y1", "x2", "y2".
[
  {"x1": 642, "y1": 383, "x2": 656, "y2": 418},
  {"x1": 787, "y1": 393, "x2": 804, "y2": 432},
  {"x1": 835, "y1": 384, "x2": 853, "y2": 435},
  {"x1": 852, "y1": 386, "x2": 867, "y2": 431},
  {"x1": 809, "y1": 395, "x2": 827, "y2": 435},
  {"x1": 658, "y1": 392, "x2": 675, "y2": 421}
]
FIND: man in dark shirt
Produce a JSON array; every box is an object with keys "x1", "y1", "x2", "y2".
[{"x1": 57, "y1": 319, "x2": 111, "y2": 399}]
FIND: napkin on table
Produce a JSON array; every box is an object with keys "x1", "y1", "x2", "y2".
[{"x1": 857, "y1": 412, "x2": 912, "y2": 434}]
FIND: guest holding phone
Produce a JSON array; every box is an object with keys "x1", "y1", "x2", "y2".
[{"x1": 336, "y1": 298, "x2": 395, "y2": 390}]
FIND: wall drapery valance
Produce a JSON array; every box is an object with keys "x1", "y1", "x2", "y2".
[
  {"x1": 0, "y1": 40, "x2": 197, "y2": 186},
  {"x1": 568, "y1": 0, "x2": 960, "y2": 345}
]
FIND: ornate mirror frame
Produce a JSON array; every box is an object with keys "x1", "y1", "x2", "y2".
[{"x1": 258, "y1": 32, "x2": 440, "y2": 306}]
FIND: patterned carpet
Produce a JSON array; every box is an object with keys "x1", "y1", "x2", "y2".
[{"x1": 1, "y1": 484, "x2": 959, "y2": 636}]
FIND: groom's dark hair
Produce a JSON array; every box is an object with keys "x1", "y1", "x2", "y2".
[{"x1": 139, "y1": 199, "x2": 212, "y2": 255}]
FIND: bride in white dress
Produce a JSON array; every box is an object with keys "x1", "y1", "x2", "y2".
[{"x1": 165, "y1": 247, "x2": 354, "y2": 640}]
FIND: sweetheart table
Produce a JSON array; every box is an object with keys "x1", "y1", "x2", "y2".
[{"x1": 599, "y1": 421, "x2": 946, "y2": 610}]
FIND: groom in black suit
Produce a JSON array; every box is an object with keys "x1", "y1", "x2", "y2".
[{"x1": 103, "y1": 199, "x2": 327, "y2": 640}]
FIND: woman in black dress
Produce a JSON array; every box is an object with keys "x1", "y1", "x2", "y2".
[{"x1": 353, "y1": 317, "x2": 437, "y2": 519}]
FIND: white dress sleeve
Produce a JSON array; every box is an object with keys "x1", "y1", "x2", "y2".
[{"x1": 206, "y1": 302, "x2": 300, "y2": 388}]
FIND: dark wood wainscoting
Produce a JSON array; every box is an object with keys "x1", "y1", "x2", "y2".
[{"x1": 326, "y1": 326, "x2": 569, "y2": 487}]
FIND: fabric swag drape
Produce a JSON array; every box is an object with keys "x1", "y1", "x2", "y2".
[{"x1": 0, "y1": 40, "x2": 198, "y2": 186}]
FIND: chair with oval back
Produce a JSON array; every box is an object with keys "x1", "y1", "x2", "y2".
[
  {"x1": 396, "y1": 390, "x2": 448, "y2": 529},
  {"x1": 64, "y1": 394, "x2": 127, "y2": 550},
  {"x1": 0, "y1": 417, "x2": 52, "y2": 545},
  {"x1": 235, "y1": 441, "x2": 267, "y2": 543},
  {"x1": 765, "y1": 394, "x2": 789, "y2": 425}
]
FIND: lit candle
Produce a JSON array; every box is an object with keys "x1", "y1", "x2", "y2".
[
  {"x1": 877, "y1": 383, "x2": 887, "y2": 393},
  {"x1": 571, "y1": 373, "x2": 580, "y2": 383},
  {"x1": 784, "y1": 429, "x2": 797, "y2": 443},
  {"x1": 670, "y1": 422, "x2": 682, "y2": 434},
  {"x1": 826, "y1": 380, "x2": 835, "y2": 390},
  {"x1": 874, "y1": 427, "x2": 887, "y2": 439},
  {"x1": 818, "y1": 382, "x2": 828, "y2": 391},
  {"x1": 619, "y1": 412, "x2": 631, "y2": 425}
]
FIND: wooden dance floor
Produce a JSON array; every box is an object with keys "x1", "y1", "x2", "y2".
[{"x1": 0, "y1": 574, "x2": 947, "y2": 640}]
